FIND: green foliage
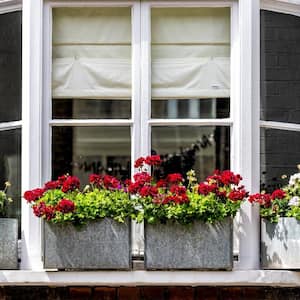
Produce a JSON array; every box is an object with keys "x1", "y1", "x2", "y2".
[
  {"x1": 134, "y1": 190, "x2": 242, "y2": 225},
  {"x1": 253, "y1": 170, "x2": 300, "y2": 223},
  {"x1": 0, "y1": 182, "x2": 12, "y2": 218},
  {"x1": 133, "y1": 168, "x2": 246, "y2": 225},
  {"x1": 35, "y1": 187, "x2": 136, "y2": 226}
]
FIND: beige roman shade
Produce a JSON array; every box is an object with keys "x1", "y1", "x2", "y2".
[
  {"x1": 151, "y1": 7, "x2": 230, "y2": 99},
  {"x1": 52, "y1": 7, "x2": 230, "y2": 100},
  {"x1": 52, "y1": 7, "x2": 132, "y2": 99}
]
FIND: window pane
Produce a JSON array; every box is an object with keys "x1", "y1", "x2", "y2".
[
  {"x1": 151, "y1": 126, "x2": 230, "y2": 181},
  {"x1": 52, "y1": 7, "x2": 131, "y2": 112},
  {"x1": 151, "y1": 8, "x2": 230, "y2": 116},
  {"x1": 0, "y1": 11, "x2": 22, "y2": 122},
  {"x1": 53, "y1": 99, "x2": 131, "y2": 119},
  {"x1": 261, "y1": 10, "x2": 300, "y2": 124},
  {"x1": 152, "y1": 98, "x2": 229, "y2": 119},
  {"x1": 260, "y1": 128, "x2": 300, "y2": 191},
  {"x1": 52, "y1": 127, "x2": 131, "y2": 184},
  {"x1": 0, "y1": 129, "x2": 21, "y2": 229}
]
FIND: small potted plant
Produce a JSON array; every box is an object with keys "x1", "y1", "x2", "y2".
[
  {"x1": 0, "y1": 181, "x2": 18, "y2": 269},
  {"x1": 249, "y1": 167, "x2": 300, "y2": 269},
  {"x1": 24, "y1": 174, "x2": 136, "y2": 270},
  {"x1": 130, "y1": 156, "x2": 248, "y2": 270}
]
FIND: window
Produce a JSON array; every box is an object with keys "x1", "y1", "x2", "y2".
[
  {"x1": 46, "y1": 2, "x2": 234, "y2": 256},
  {"x1": 51, "y1": 7, "x2": 132, "y2": 183},
  {"x1": 260, "y1": 9, "x2": 300, "y2": 192},
  {"x1": 0, "y1": 9, "x2": 22, "y2": 233},
  {"x1": 50, "y1": 4, "x2": 232, "y2": 183}
]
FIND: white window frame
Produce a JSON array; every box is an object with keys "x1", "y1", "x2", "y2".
[{"x1": 21, "y1": 0, "x2": 261, "y2": 271}]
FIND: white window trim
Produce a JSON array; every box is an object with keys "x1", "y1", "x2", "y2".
[
  {"x1": 0, "y1": 121, "x2": 22, "y2": 131},
  {"x1": 0, "y1": 0, "x2": 21, "y2": 14},
  {"x1": 260, "y1": 121, "x2": 300, "y2": 132},
  {"x1": 22, "y1": 0, "x2": 44, "y2": 270},
  {"x1": 261, "y1": 0, "x2": 300, "y2": 16},
  {"x1": 21, "y1": 0, "x2": 263, "y2": 271}
]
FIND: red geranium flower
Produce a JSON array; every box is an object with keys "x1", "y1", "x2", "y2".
[
  {"x1": 57, "y1": 199, "x2": 75, "y2": 213},
  {"x1": 220, "y1": 170, "x2": 242, "y2": 186},
  {"x1": 44, "y1": 180, "x2": 60, "y2": 190},
  {"x1": 133, "y1": 172, "x2": 152, "y2": 185},
  {"x1": 198, "y1": 183, "x2": 217, "y2": 195},
  {"x1": 228, "y1": 189, "x2": 248, "y2": 201},
  {"x1": 23, "y1": 188, "x2": 45, "y2": 203},
  {"x1": 249, "y1": 193, "x2": 272, "y2": 207},
  {"x1": 166, "y1": 173, "x2": 183, "y2": 184},
  {"x1": 89, "y1": 174, "x2": 103, "y2": 186},
  {"x1": 32, "y1": 202, "x2": 56, "y2": 220},
  {"x1": 103, "y1": 175, "x2": 120, "y2": 190},
  {"x1": 271, "y1": 189, "x2": 286, "y2": 200},
  {"x1": 61, "y1": 176, "x2": 80, "y2": 193},
  {"x1": 145, "y1": 155, "x2": 161, "y2": 166},
  {"x1": 134, "y1": 157, "x2": 145, "y2": 168}
]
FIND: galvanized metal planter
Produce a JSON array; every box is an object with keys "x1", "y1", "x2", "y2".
[
  {"x1": 43, "y1": 218, "x2": 131, "y2": 270},
  {"x1": 0, "y1": 218, "x2": 18, "y2": 269},
  {"x1": 261, "y1": 217, "x2": 300, "y2": 269},
  {"x1": 144, "y1": 217, "x2": 233, "y2": 270}
]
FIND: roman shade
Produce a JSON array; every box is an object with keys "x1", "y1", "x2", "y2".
[{"x1": 52, "y1": 7, "x2": 230, "y2": 99}]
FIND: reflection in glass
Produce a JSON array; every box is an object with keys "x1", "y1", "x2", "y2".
[
  {"x1": 151, "y1": 126, "x2": 230, "y2": 181},
  {"x1": 0, "y1": 11, "x2": 22, "y2": 122},
  {"x1": 260, "y1": 128, "x2": 300, "y2": 191},
  {"x1": 261, "y1": 10, "x2": 300, "y2": 124},
  {"x1": 52, "y1": 127, "x2": 131, "y2": 184},
  {"x1": 53, "y1": 99, "x2": 131, "y2": 119},
  {"x1": 152, "y1": 98, "x2": 229, "y2": 119},
  {"x1": 0, "y1": 129, "x2": 21, "y2": 233}
]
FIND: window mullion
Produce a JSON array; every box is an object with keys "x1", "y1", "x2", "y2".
[
  {"x1": 260, "y1": 120, "x2": 300, "y2": 132},
  {"x1": 140, "y1": 1, "x2": 151, "y2": 158}
]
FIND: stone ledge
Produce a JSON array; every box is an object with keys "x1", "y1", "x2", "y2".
[{"x1": 1, "y1": 270, "x2": 300, "y2": 287}]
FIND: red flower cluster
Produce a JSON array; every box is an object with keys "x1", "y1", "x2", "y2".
[
  {"x1": 207, "y1": 170, "x2": 242, "y2": 186},
  {"x1": 248, "y1": 189, "x2": 286, "y2": 207},
  {"x1": 134, "y1": 155, "x2": 161, "y2": 168},
  {"x1": 271, "y1": 189, "x2": 286, "y2": 200},
  {"x1": 248, "y1": 193, "x2": 272, "y2": 207},
  {"x1": 56, "y1": 199, "x2": 75, "y2": 213},
  {"x1": 197, "y1": 170, "x2": 247, "y2": 202},
  {"x1": 228, "y1": 189, "x2": 248, "y2": 201},
  {"x1": 23, "y1": 188, "x2": 45, "y2": 203},
  {"x1": 198, "y1": 183, "x2": 217, "y2": 195},
  {"x1": 130, "y1": 156, "x2": 189, "y2": 205},
  {"x1": 32, "y1": 202, "x2": 56, "y2": 221},
  {"x1": 32, "y1": 198, "x2": 75, "y2": 221},
  {"x1": 44, "y1": 180, "x2": 60, "y2": 190},
  {"x1": 89, "y1": 174, "x2": 120, "y2": 190},
  {"x1": 166, "y1": 173, "x2": 183, "y2": 184},
  {"x1": 61, "y1": 176, "x2": 80, "y2": 193},
  {"x1": 145, "y1": 155, "x2": 161, "y2": 166}
]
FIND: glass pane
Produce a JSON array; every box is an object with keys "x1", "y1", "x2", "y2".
[
  {"x1": 261, "y1": 10, "x2": 300, "y2": 124},
  {"x1": 152, "y1": 98, "x2": 229, "y2": 119},
  {"x1": 260, "y1": 128, "x2": 300, "y2": 191},
  {"x1": 53, "y1": 99, "x2": 131, "y2": 119},
  {"x1": 151, "y1": 126, "x2": 230, "y2": 181},
  {"x1": 52, "y1": 7, "x2": 131, "y2": 113},
  {"x1": 0, "y1": 11, "x2": 22, "y2": 122},
  {"x1": 151, "y1": 8, "x2": 230, "y2": 114},
  {"x1": 52, "y1": 127, "x2": 131, "y2": 184},
  {"x1": 0, "y1": 129, "x2": 21, "y2": 231}
]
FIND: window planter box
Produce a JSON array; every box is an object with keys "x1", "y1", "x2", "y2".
[
  {"x1": 144, "y1": 217, "x2": 233, "y2": 270},
  {"x1": 43, "y1": 218, "x2": 131, "y2": 270},
  {"x1": 261, "y1": 217, "x2": 300, "y2": 269},
  {"x1": 0, "y1": 218, "x2": 18, "y2": 269}
]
